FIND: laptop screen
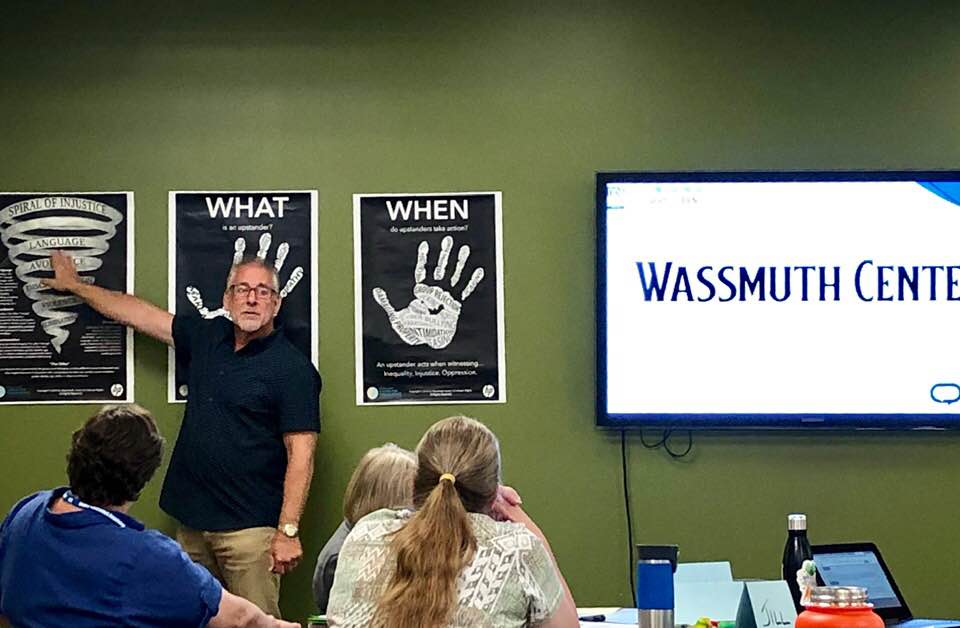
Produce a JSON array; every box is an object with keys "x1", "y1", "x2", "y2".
[{"x1": 812, "y1": 549, "x2": 901, "y2": 609}]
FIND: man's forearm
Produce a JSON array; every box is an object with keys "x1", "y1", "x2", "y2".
[
  {"x1": 278, "y1": 434, "x2": 316, "y2": 525},
  {"x1": 73, "y1": 282, "x2": 174, "y2": 345}
]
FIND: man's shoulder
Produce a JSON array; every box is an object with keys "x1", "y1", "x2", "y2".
[
  {"x1": 136, "y1": 528, "x2": 185, "y2": 553},
  {"x1": 2, "y1": 490, "x2": 50, "y2": 530},
  {"x1": 270, "y1": 332, "x2": 320, "y2": 381},
  {"x1": 174, "y1": 313, "x2": 230, "y2": 345},
  {"x1": 13, "y1": 489, "x2": 50, "y2": 513},
  {"x1": 176, "y1": 313, "x2": 230, "y2": 332},
  {"x1": 131, "y1": 528, "x2": 211, "y2": 576},
  {"x1": 272, "y1": 332, "x2": 315, "y2": 365}
]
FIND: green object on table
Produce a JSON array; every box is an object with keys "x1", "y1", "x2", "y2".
[{"x1": 306, "y1": 614, "x2": 327, "y2": 626}]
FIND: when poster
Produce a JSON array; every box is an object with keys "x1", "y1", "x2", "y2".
[
  {"x1": 354, "y1": 192, "x2": 505, "y2": 405},
  {"x1": 168, "y1": 191, "x2": 318, "y2": 402},
  {"x1": 0, "y1": 192, "x2": 134, "y2": 404}
]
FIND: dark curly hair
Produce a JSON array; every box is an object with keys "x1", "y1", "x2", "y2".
[{"x1": 66, "y1": 404, "x2": 164, "y2": 507}]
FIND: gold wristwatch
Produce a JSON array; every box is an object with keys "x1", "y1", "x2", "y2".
[{"x1": 279, "y1": 522, "x2": 299, "y2": 538}]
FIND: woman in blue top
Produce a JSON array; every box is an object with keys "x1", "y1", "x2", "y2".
[{"x1": 0, "y1": 404, "x2": 298, "y2": 628}]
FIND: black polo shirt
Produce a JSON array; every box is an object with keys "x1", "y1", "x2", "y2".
[{"x1": 159, "y1": 315, "x2": 321, "y2": 531}]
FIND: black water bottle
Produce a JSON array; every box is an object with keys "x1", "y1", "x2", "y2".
[{"x1": 782, "y1": 513, "x2": 812, "y2": 612}]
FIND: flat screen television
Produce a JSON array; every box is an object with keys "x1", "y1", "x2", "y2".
[{"x1": 597, "y1": 171, "x2": 960, "y2": 429}]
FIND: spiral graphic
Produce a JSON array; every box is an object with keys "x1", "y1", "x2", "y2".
[{"x1": 0, "y1": 196, "x2": 124, "y2": 353}]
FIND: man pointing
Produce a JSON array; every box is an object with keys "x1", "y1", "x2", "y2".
[{"x1": 45, "y1": 250, "x2": 321, "y2": 616}]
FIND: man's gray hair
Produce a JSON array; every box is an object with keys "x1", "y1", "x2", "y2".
[{"x1": 225, "y1": 255, "x2": 281, "y2": 293}]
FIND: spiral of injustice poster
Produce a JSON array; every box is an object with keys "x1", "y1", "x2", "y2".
[{"x1": 0, "y1": 192, "x2": 134, "y2": 404}]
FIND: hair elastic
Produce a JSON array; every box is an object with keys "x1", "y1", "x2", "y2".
[{"x1": 438, "y1": 472, "x2": 456, "y2": 485}]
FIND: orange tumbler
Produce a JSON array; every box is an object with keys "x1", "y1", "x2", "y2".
[{"x1": 796, "y1": 587, "x2": 884, "y2": 628}]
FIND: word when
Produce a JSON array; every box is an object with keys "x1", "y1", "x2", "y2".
[{"x1": 386, "y1": 198, "x2": 468, "y2": 221}]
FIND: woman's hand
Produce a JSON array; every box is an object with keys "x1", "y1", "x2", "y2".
[
  {"x1": 498, "y1": 485, "x2": 522, "y2": 506},
  {"x1": 490, "y1": 485, "x2": 523, "y2": 522}
]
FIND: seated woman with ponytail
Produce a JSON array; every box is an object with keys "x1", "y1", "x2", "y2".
[{"x1": 326, "y1": 415, "x2": 578, "y2": 628}]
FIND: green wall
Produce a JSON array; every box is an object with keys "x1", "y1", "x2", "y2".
[{"x1": 2, "y1": 1, "x2": 959, "y2": 621}]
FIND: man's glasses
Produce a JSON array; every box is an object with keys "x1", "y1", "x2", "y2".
[{"x1": 229, "y1": 283, "x2": 277, "y2": 299}]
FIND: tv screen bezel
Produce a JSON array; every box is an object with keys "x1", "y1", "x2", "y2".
[{"x1": 596, "y1": 170, "x2": 960, "y2": 430}]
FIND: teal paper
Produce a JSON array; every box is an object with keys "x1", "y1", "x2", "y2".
[
  {"x1": 676, "y1": 581, "x2": 744, "y2": 625},
  {"x1": 675, "y1": 561, "x2": 734, "y2": 584}
]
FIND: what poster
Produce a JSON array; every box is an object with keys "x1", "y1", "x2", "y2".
[{"x1": 168, "y1": 190, "x2": 318, "y2": 402}]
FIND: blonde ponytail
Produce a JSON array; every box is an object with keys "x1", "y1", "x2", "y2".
[{"x1": 373, "y1": 416, "x2": 500, "y2": 628}]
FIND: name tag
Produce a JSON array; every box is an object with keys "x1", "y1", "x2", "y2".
[{"x1": 736, "y1": 581, "x2": 797, "y2": 628}]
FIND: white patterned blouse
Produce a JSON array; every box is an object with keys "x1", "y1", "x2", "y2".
[{"x1": 326, "y1": 508, "x2": 563, "y2": 628}]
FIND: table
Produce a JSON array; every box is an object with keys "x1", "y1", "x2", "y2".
[{"x1": 578, "y1": 606, "x2": 624, "y2": 627}]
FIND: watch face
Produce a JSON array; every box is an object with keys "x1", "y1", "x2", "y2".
[{"x1": 281, "y1": 523, "x2": 298, "y2": 537}]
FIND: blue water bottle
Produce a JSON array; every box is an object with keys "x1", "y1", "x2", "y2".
[{"x1": 636, "y1": 545, "x2": 678, "y2": 628}]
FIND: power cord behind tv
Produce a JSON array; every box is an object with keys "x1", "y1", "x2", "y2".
[
  {"x1": 620, "y1": 428, "x2": 694, "y2": 604},
  {"x1": 620, "y1": 430, "x2": 636, "y2": 604},
  {"x1": 640, "y1": 429, "x2": 693, "y2": 458}
]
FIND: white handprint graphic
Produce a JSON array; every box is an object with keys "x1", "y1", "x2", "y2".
[
  {"x1": 373, "y1": 235, "x2": 484, "y2": 350},
  {"x1": 186, "y1": 233, "x2": 304, "y2": 320}
]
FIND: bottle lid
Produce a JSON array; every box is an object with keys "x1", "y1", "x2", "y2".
[
  {"x1": 787, "y1": 513, "x2": 807, "y2": 530},
  {"x1": 808, "y1": 586, "x2": 870, "y2": 607},
  {"x1": 635, "y1": 544, "x2": 679, "y2": 572}
]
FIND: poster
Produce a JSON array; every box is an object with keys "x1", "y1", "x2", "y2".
[
  {"x1": 168, "y1": 191, "x2": 318, "y2": 402},
  {"x1": 354, "y1": 192, "x2": 505, "y2": 405},
  {"x1": 0, "y1": 192, "x2": 134, "y2": 404}
]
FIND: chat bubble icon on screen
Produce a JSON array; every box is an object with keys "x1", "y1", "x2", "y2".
[{"x1": 930, "y1": 383, "x2": 960, "y2": 404}]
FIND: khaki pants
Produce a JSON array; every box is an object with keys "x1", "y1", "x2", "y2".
[{"x1": 176, "y1": 525, "x2": 281, "y2": 617}]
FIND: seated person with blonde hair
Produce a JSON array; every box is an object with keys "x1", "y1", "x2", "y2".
[
  {"x1": 0, "y1": 405, "x2": 298, "y2": 628},
  {"x1": 326, "y1": 415, "x2": 578, "y2": 628},
  {"x1": 312, "y1": 443, "x2": 417, "y2": 613}
]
